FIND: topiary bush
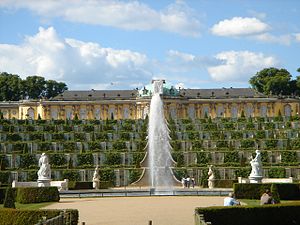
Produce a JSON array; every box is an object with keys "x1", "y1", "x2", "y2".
[
  {"x1": 16, "y1": 187, "x2": 59, "y2": 204},
  {"x1": 0, "y1": 209, "x2": 78, "y2": 225},
  {"x1": 3, "y1": 187, "x2": 15, "y2": 208},
  {"x1": 195, "y1": 203, "x2": 300, "y2": 225}
]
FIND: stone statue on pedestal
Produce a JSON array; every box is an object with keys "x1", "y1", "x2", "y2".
[
  {"x1": 37, "y1": 153, "x2": 51, "y2": 187},
  {"x1": 207, "y1": 165, "x2": 215, "y2": 189},
  {"x1": 249, "y1": 150, "x2": 263, "y2": 183},
  {"x1": 92, "y1": 166, "x2": 100, "y2": 189}
]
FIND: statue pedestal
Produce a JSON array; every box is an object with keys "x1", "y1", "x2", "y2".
[
  {"x1": 37, "y1": 179, "x2": 51, "y2": 187},
  {"x1": 93, "y1": 178, "x2": 100, "y2": 189},
  {"x1": 249, "y1": 176, "x2": 263, "y2": 183}
]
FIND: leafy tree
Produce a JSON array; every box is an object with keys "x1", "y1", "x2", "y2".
[
  {"x1": 0, "y1": 72, "x2": 23, "y2": 101},
  {"x1": 44, "y1": 80, "x2": 67, "y2": 99},
  {"x1": 0, "y1": 72, "x2": 68, "y2": 100},
  {"x1": 23, "y1": 76, "x2": 46, "y2": 99},
  {"x1": 249, "y1": 67, "x2": 295, "y2": 96}
]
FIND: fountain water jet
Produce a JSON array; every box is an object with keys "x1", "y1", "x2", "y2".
[{"x1": 133, "y1": 80, "x2": 181, "y2": 190}]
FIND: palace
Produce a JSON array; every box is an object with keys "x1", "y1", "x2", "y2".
[{"x1": 0, "y1": 81, "x2": 299, "y2": 120}]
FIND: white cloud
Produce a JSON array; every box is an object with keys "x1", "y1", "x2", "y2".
[
  {"x1": 253, "y1": 33, "x2": 292, "y2": 45},
  {"x1": 211, "y1": 17, "x2": 270, "y2": 37},
  {"x1": 294, "y1": 33, "x2": 300, "y2": 42},
  {"x1": 0, "y1": 27, "x2": 150, "y2": 89},
  {"x1": 207, "y1": 51, "x2": 278, "y2": 82},
  {"x1": 0, "y1": 0, "x2": 201, "y2": 37}
]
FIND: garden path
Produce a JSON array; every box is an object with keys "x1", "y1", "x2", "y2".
[{"x1": 43, "y1": 196, "x2": 224, "y2": 225}]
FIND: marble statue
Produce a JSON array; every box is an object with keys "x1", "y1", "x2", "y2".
[
  {"x1": 249, "y1": 150, "x2": 263, "y2": 183},
  {"x1": 37, "y1": 153, "x2": 51, "y2": 180},
  {"x1": 207, "y1": 165, "x2": 215, "y2": 189},
  {"x1": 92, "y1": 166, "x2": 100, "y2": 189}
]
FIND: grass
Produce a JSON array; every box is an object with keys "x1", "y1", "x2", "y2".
[{"x1": 0, "y1": 202, "x2": 53, "y2": 210}]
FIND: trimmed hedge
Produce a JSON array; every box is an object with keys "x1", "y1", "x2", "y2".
[
  {"x1": 195, "y1": 203, "x2": 300, "y2": 225},
  {"x1": 16, "y1": 187, "x2": 60, "y2": 204},
  {"x1": 234, "y1": 183, "x2": 300, "y2": 200},
  {"x1": 69, "y1": 181, "x2": 93, "y2": 190},
  {"x1": 0, "y1": 209, "x2": 78, "y2": 225}
]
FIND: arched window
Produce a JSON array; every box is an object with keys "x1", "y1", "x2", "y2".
[
  {"x1": 27, "y1": 108, "x2": 34, "y2": 119},
  {"x1": 231, "y1": 106, "x2": 238, "y2": 118},
  {"x1": 245, "y1": 105, "x2": 253, "y2": 118},
  {"x1": 94, "y1": 108, "x2": 101, "y2": 120},
  {"x1": 80, "y1": 109, "x2": 87, "y2": 120},
  {"x1": 202, "y1": 106, "x2": 210, "y2": 118},
  {"x1": 284, "y1": 104, "x2": 291, "y2": 117},
  {"x1": 188, "y1": 106, "x2": 195, "y2": 119},
  {"x1": 51, "y1": 109, "x2": 58, "y2": 119},
  {"x1": 123, "y1": 107, "x2": 129, "y2": 119},
  {"x1": 217, "y1": 105, "x2": 224, "y2": 117},
  {"x1": 108, "y1": 108, "x2": 115, "y2": 120},
  {"x1": 260, "y1": 105, "x2": 267, "y2": 117},
  {"x1": 66, "y1": 109, "x2": 72, "y2": 119},
  {"x1": 169, "y1": 107, "x2": 177, "y2": 119}
]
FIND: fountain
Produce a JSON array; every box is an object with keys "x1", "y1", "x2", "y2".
[{"x1": 133, "y1": 80, "x2": 181, "y2": 191}]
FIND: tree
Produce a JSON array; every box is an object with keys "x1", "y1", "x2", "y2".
[
  {"x1": 0, "y1": 72, "x2": 68, "y2": 100},
  {"x1": 44, "y1": 80, "x2": 68, "y2": 99},
  {"x1": 249, "y1": 67, "x2": 293, "y2": 96},
  {"x1": 0, "y1": 72, "x2": 23, "y2": 101},
  {"x1": 23, "y1": 76, "x2": 46, "y2": 99}
]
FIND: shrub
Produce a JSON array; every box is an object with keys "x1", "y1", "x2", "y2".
[
  {"x1": 3, "y1": 187, "x2": 15, "y2": 208},
  {"x1": 268, "y1": 167, "x2": 285, "y2": 178},
  {"x1": 281, "y1": 151, "x2": 298, "y2": 163},
  {"x1": 224, "y1": 151, "x2": 240, "y2": 163},
  {"x1": 129, "y1": 169, "x2": 142, "y2": 183},
  {"x1": 172, "y1": 152, "x2": 184, "y2": 166},
  {"x1": 0, "y1": 209, "x2": 78, "y2": 225},
  {"x1": 105, "y1": 152, "x2": 121, "y2": 165},
  {"x1": 49, "y1": 154, "x2": 67, "y2": 167},
  {"x1": 68, "y1": 181, "x2": 93, "y2": 190},
  {"x1": 16, "y1": 187, "x2": 60, "y2": 204},
  {"x1": 99, "y1": 169, "x2": 115, "y2": 183},
  {"x1": 19, "y1": 154, "x2": 37, "y2": 169},
  {"x1": 195, "y1": 204, "x2": 300, "y2": 225},
  {"x1": 62, "y1": 170, "x2": 80, "y2": 181},
  {"x1": 234, "y1": 183, "x2": 300, "y2": 200},
  {"x1": 271, "y1": 183, "x2": 280, "y2": 203},
  {"x1": 76, "y1": 153, "x2": 94, "y2": 167}
]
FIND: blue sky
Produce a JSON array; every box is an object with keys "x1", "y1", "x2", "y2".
[{"x1": 0, "y1": 0, "x2": 299, "y2": 90}]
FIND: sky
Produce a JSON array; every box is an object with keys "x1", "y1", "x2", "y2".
[{"x1": 0, "y1": 0, "x2": 300, "y2": 90}]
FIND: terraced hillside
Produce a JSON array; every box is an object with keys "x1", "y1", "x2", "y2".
[{"x1": 0, "y1": 116, "x2": 299, "y2": 187}]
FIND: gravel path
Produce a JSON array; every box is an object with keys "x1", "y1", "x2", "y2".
[{"x1": 43, "y1": 196, "x2": 224, "y2": 225}]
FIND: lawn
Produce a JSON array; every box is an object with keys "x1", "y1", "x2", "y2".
[{"x1": 0, "y1": 202, "x2": 53, "y2": 210}]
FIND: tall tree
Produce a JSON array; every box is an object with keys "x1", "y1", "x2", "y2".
[
  {"x1": 44, "y1": 80, "x2": 68, "y2": 99},
  {"x1": 0, "y1": 72, "x2": 22, "y2": 101},
  {"x1": 23, "y1": 76, "x2": 46, "y2": 99},
  {"x1": 249, "y1": 67, "x2": 293, "y2": 95}
]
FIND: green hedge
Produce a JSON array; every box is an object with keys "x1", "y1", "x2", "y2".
[
  {"x1": 195, "y1": 203, "x2": 300, "y2": 225},
  {"x1": 0, "y1": 209, "x2": 78, "y2": 225},
  {"x1": 69, "y1": 181, "x2": 93, "y2": 190},
  {"x1": 234, "y1": 183, "x2": 300, "y2": 200},
  {"x1": 16, "y1": 187, "x2": 60, "y2": 204}
]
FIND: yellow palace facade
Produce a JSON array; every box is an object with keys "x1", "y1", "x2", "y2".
[{"x1": 0, "y1": 82, "x2": 299, "y2": 120}]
